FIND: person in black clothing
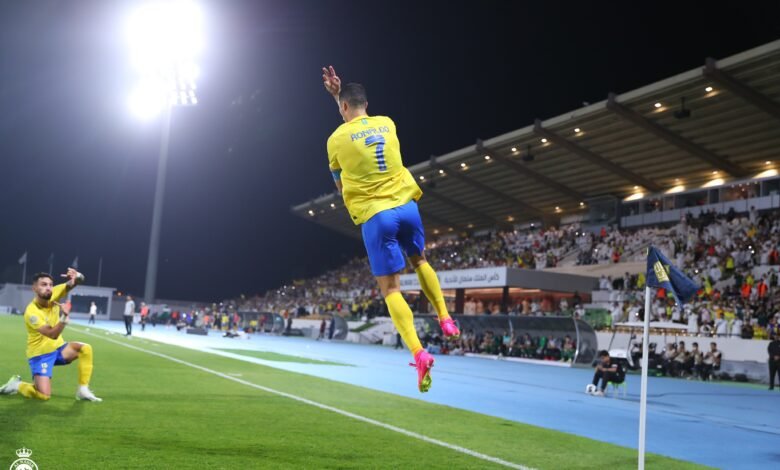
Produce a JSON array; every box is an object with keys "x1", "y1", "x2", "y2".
[
  {"x1": 317, "y1": 318, "x2": 326, "y2": 340},
  {"x1": 572, "y1": 291, "x2": 582, "y2": 307},
  {"x1": 590, "y1": 350, "x2": 625, "y2": 396},
  {"x1": 768, "y1": 334, "x2": 780, "y2": 391}
]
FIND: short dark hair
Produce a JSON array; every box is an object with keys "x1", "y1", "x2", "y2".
[
  {"x1": 339, "y1": 82, "x2": 367, "y2": 108},
  {"x1": 33, "y1": 272, "x2": 54, "y2": 284},
  {"x1": 598, "y1": 350, "x2": 610, "y2": 358}
]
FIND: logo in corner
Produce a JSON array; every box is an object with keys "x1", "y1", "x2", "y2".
[
  {"x1": 9, "y1": 448, "x2": 38, "y2": 470},
  {"x1": 653, "y1": 261, "x2": 670, "y2": 283}
]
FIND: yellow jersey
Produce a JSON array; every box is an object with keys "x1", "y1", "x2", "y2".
[
  {"x1": 24, "y1": 283, "x2": 70, "y2": 358},
  {"x1": 327, "y1": 115, "x2": 422, "y2": 225}
]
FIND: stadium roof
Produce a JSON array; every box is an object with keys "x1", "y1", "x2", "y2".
[{"x1": 293, "y1": 39, "x2": 780, "y2": 239}]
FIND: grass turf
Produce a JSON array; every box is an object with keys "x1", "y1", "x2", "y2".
[{"x1": 0, "y1": 315, "x2": 708, "y2": 469}]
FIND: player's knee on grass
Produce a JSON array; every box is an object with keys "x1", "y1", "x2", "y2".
[
  {"x1": 31, "y1": 387, "x2": 50, "y2": 401},
  {"x1": 20, "y1": 381, "x2": 51, "y2": 401}
]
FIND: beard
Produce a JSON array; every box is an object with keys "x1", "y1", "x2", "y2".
[{"x1": 39, "y1": 292, "x2": 52, "y2": 300}]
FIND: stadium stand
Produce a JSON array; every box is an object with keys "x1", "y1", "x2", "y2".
[{"x1": 179, "y1": 40, "x2": 777, "y2": 382}]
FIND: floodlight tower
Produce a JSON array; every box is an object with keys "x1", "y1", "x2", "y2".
[{"x1": 127, "y1": 1, "x2": 202, "y2": 303}]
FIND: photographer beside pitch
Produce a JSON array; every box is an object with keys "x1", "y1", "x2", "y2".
[
  {"x1": 0, "y1": 268, "x2": 102, "y2": 402},
  {"x1": 587, "y1": 350, "x2": 626, "y2": 397}
]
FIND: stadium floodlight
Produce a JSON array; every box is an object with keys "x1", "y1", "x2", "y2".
[
  {"x1": 126, "y1": 1, "x2": 203, "y2": 303},
  {"x1": 756, "y1": 169, "x2": 778, "y2": 179},
  {"x1": 127, "y1": 1, "x2": 202, "y2": 119},
  {"x1": 128, "y1": 80, "x2": 167, "y2": 120},
  {"x1": 703, "y1": 178, "x2": 724, "y2": 188}
]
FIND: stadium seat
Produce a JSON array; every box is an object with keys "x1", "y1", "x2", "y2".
[{"x1": 608, "y1": 380, "x2": 627, "y2": 398}]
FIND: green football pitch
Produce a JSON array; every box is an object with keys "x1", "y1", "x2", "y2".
[{"x1": 0, "y1": 315, "x2": 705, "y2": 469}]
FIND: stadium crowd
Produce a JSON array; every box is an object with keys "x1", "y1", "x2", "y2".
[
  {"x1": 598, "y1": 207, "x2": 780, "y2": 341},
  {"x1": 208, "y1": 205, "x2": 780, "y2": 344}
]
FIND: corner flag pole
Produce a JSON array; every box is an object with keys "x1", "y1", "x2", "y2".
[{"x1": 638, "y1": 284, "x2": 651, "y2": 470}]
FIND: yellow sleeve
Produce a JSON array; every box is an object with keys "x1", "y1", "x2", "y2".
[
  {"x1": 24, "y1": 306, "x2": 46, "y2": 330},
  {"x1": 51, "y1": 283, "x2": 70, "y2": 303},
  {"x1": 385, "y1": 116, "x2": 397, "y2": 133},
  {"x1": 327, "y1": 134, "x2": 340, "y2": 172}
]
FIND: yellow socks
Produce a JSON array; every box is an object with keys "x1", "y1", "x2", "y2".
[
  {"x1": 415, "y1": 262, "x2": 450, "y2": 321},
  {"x1": 385, "y1": 292, "x2": 423, "y2": 356},
  {"x1": 78, "y1": 343, "x2": 94, "y2": 386},
  {"x1": 18, "y1": 382, "x2": 50, "y2": 401}
]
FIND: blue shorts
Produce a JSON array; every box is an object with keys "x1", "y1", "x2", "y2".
[
  {"x1": 361, "y1": 200, "x2": 426, "y2": 276},
  {"x1": 28, "y1": 343, "x2": 70, "y2": 378}
]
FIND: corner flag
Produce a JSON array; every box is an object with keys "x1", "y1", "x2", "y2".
[
  {"x1": 638, "y1": 246, "x2": 700, "y2": 470},
  {"x1": 646, "y1": 246, "x2": 699, "y2": 304}
]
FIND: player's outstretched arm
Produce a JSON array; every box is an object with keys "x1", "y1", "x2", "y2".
[
  {"x1": 61, "y1": 268, "x2": 85, "y2": 289},
  {"x1": 323, "y1": 65, "x2": 343, "y2": 194},
  {"x1": 49, "y1": 268, "x2": 84, "y2": 302},
  {"x1": 322, "y1": 65, "x2": 341, "y2": 105}
]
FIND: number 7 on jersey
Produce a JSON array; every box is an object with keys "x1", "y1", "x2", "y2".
[{"x1": 365, "y1": 135, "x2": 387, "y2": 171}]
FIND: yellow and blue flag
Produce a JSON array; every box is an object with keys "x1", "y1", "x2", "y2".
[{"x1": 646, "y1": 246, "x2": 699, "y2": 304}]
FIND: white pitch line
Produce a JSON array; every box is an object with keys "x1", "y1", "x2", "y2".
[{"x1": 75, "y1": 328, "x2": 533, "y2": 470}]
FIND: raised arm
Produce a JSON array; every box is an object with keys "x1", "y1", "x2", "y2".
[
  {"x1": 62, "y1": 267, "x2": 85, "y2": 288},
  {"x1": 323, "y1": 66, "x2": 344, "y2": 193},
  {"x1": 50, "y1": 268, "x2": 85, "y2": 302},
  {"x1": 322, "y1": 65, "x2": 341, "y2": 105}
]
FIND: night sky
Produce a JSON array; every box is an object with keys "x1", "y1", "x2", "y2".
[{"x1": 1, "y1": 1, "x2": 778, "y2": 301}]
